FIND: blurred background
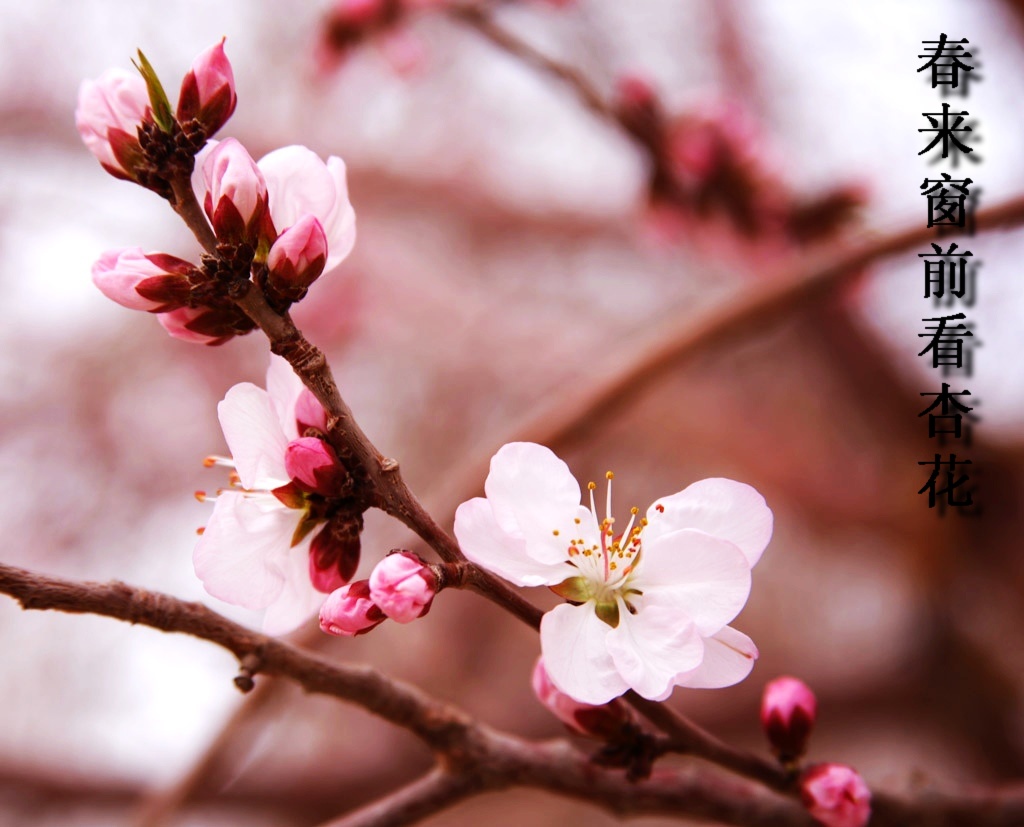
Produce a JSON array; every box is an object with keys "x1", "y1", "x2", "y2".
[{"x1": 2, "y1": 1, "x2": 1024, "y2": 825}]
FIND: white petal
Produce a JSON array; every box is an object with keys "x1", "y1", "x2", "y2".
[
  {"x1": 193, "y1": 492, "x2": 300, "y2": 610},
  {"x1": 261, "y1": 533, "x2": 322, "y2": 635},
  {"x1": 483, "y1": 442, "x2": 582, "y2": 566},
  {"x1": 541, "y1": 603, "x2": 627, "y2": 705},
  {"x1": 264, "y1": 355, "x2": 306, "y2": 441},
  {"x1": 632, "y1": 529, "x2": 751, "y2": 636},
  {"x1": 454, "y1": 498, "x2": 568, "y2": 587},
  {"x1": 644, "y1": 478, "x2": 773, "y2": 567},
  {"x1": 676, "y1": 626, "x2": 758, "y2": 689},
  {"x1": 259, "y1": 146, "x2": 356, "y2": 275},
  {"x1": 605, "y1": 603, "x2": 704, "y2": 701},
  {"x1": 218, "y1": 383, "x2": 290, "y2": 490}
]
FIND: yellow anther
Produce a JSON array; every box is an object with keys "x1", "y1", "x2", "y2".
[
  {"x1": 631, "y1": 506, "x2": 639, "y2": 515},
  {"x1": 588, "y1": 481, "x2": 597, "y2": 490},
  {"x1": 552, "y1": 529, "x2": 560, "y2": 536},
  {"x1": 574, "y1": 517, "x2": 581, "y2": 524},
  {"x1": 606, "y1": 471, "x2": 615, "y2": 480}
]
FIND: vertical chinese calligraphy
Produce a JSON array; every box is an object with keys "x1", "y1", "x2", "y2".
[{"x1": 916, "y1": 35, "x2": 980, "y2": 512}]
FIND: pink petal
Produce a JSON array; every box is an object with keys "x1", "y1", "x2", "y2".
[
  {"x1": 676, "y1": 625, "x2": 758, "y2": 689},
  {"x1": 264, "y1": 355, "x2": 308, "y2": 441},
  {"x1": 258, "y1": 147, "x2": 356, "y2": 274},
  {"x1": 483, "y1": 442, "x2": 583, "y2": 567},
  {"x1": 540, "y1": 603, "x2": 627, "y2": 705},
  {"x1": 605, "y1": 604, "x2": 704, "y2": 701},
  {"x1": 193, "y1": 492, "x2": 298, "y2": 610},
  {"x1": 632, "y1": 528, "x2": 751, "y2": 636},
  {"x1": 261, "y1": 532, "x2": 323, "y2": 635},
  {"x1": 218, "y1": 383, "x2": 290, "y2": 490},
  {"x1": 644, "y1": 478, "x2": 773, "y2": 567},
  {"x1": 454, "y1": 497, "x2": 568, "y2": 587}
]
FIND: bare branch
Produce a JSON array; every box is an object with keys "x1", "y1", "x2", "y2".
[{"x1": 315, "y1": 768, "x2": 481, "y2": 827}]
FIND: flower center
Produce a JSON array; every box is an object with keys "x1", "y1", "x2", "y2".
[{"x1": 551, "y1": 471, "x2": 647, "y2": 625}]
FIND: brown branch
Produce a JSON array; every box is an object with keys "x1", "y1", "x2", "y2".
[{"x1": 315, "y1": 768, "x2": 481, "y2": 827}]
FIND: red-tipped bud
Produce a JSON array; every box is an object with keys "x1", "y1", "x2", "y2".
[
  {"x1": 177, "y1": 38, "x2": 237, "y2": 137},
  {"x1": 267, "y1": 215, "x2": 328, "y2": 297},
  {"x1": 800, "y1": 764, "x2": 871, "y2": 827},
  {"x1": 296, "y1": 388, "x2": 329, "y2": 435},
  {"x1": 92, "y1": 248, "x2": 193, "y2": 312},
  {"x1": 309, "y1": 515, "x2": 361, "y2": 593},
  {"x1": 761, "y1": 676, "x2": 817, "y2": 762},
  {"x1": 157, "y1": 305, "x2": 254, "y2": 346},
  {"x1": 75, "y1": 69, "x2": 151, "y2": 181},
  {"x1": 532, "y1": 658, "x2": 638, "y2": 739},
  {"x1": 285, "y1": 437, "x2": 347, "y2": 495},
  {"x1": 319, "y1": 580, "x2": 385, "y2": 636},
  {"x1": 368, "y1": 551, "x2": 436, "y2": 623},
  {"x1": 202, "y1": 138, "x2": 268, "y2": 242}
]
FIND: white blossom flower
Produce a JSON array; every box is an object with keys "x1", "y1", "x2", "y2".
[
  {"x1": 454, "y1": 442, "x2": 772, "y2": 704},
  {"x1": 193, "y1": 357, "x2": 332, "y2": 635}
]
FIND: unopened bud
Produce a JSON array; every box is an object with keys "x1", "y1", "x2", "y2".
[
  {"x1": 177, "y1": 38, "x2": 237, "y2": 138},
  {"x1": 368, "y1": 551, "x2": 436, "y2": 623},
  {"x1": 92, "y1": 248, "x2": 193, "y2": 312},
  {"x1": 532, "y1": 658, "x2": 637, "y2": 739},
  {"x1": 157, "y1": 305, "x2": 254, "y2": 346},
  {"x1": 285, "y1": 437, "x2": 347, "y2": 496},
  {"x1": 75, "y1": 68, "x2": 151, "y2": 180},
  {"x1": 800, "y1": 764, "x2": 871, "y2": 827},
  {"x1": 761, "y1": 676, "x2": 817, "y2": 762},
  {"x1": 202, "y1": 138, "x2": 268, "y2": 242},
  {"x1": 267, "y1": 215, "x2": 328, "y2": 298},
  {"x1": 319, "y1": 580, "x2": 385, "y2": 636}
]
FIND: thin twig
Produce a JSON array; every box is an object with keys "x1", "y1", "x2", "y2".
[{"x1": 314, "y1": 768, "x2": 481, "y2": 827}]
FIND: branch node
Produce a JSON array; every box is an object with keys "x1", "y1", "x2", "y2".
[
  {"x1": 234, "y1": 652, "x2": 263, "y2": 694},
  {"x1": 381, "y1": 457, "x2": 399, "y2": 473}
]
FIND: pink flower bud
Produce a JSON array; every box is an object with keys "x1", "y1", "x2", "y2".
[
  {"x1": 285, "y1": 437, "x2": 347, "y2": 495},
  {"x1": 800, "y1": 764, "x2": 871, "y2": 827},
  {"x1": 319, "y1": 580, "x2": 385, "y2": 636},
  {"x1": 157, "y1": 305, "x2": 253, "y2": 346},
  {"x1": 368, "y1": 551, "x2": 436, "y2": 623},
  {"x1": 532, "y1": 658, "x2": 637, "y2": 739},
  {"x1": 92, "y1": 248, "x2": 193, "y2": 312},
  {"x1": 761, "y1": 676, "x2": 817, "y2": 761},
  {"x1": 202, "y1": 138, "x2": 268, "y2": 242},
  {"x1": 309, "y1": 515, "x2": 362, "y2": 593},
  {"x1": 75, "y1": 68, "x2": 151, "y2": 180},
  {"x1": 177, "y1": 38, "x2": 237, "y2": 137},
  {"x1": 267, "y1": 215, "x2": 328, "y2": 296},
  {"x1": 296, "y1": 388, "x2": 329, "y2": 435}
]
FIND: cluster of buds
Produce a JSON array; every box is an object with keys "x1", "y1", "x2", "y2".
[
  {"x1": 79, "y1": 42, "x2": 356, "y2": 345},
  {"x1": 320, "y1": 550, "x2": 437, "y2": 636},
  {"x1": 613, "y1": 76, "x2": 864, "y2": 251}
]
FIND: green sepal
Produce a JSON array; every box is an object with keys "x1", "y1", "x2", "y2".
[
  {"x1": 550, "y1": 576, "x2": 593, "y2": 603},
  {"x1": 595, "y1": 600, "x2": 620, "y2": 628},
  {"x1": 133, "y1": 50, "x2": 174, "y2": 133}
]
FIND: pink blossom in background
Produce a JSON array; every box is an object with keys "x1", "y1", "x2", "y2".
[
  {"x1": 177, "y1": 38, "x2": 237, "y2": 137},
  {"x1": 800, "y1": 763, "x2": 872, "y2": 827},
  {"x1": 454, "y1": 442, "x2": 772, "y2": 704},
  {"x1": 320, "y1": 580, "x2": 386, "y2": 636},
  {"x1": 761, "y1": 675, "x2": 817, "y2": 761},
  {"x1": 91, "y1": 247, "x2": 193, "y2": 312},
  {"x1": 368, "y1": 551, "x2": 435, "y2": 623},
  {"x1": 75, "y1": 68, "x2": 151, "y2": 179},
  {"x1": 193, "y1": 357, "x2": 332, "y2": 634}
]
